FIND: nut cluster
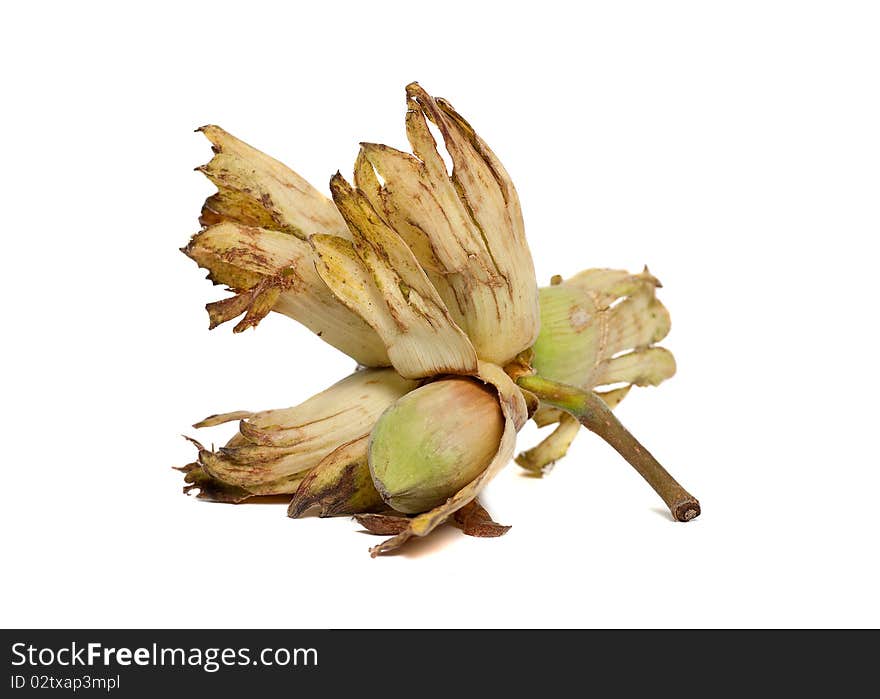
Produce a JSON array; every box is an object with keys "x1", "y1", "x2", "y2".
[{"x1": 179, "y1": 83, "x2": 699, "y2": 556}]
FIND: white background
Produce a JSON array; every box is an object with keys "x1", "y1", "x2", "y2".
[{"x1": 2, "y1": 1, "x2": 878, "y2": 628}]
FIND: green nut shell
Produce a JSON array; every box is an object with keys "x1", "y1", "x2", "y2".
[{"x1": 368, "y1": 377, "x2": 504, "y2": 514}]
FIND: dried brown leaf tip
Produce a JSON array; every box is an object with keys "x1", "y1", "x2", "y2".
[
  {"x1": 178, "y1": 83, "x2": 700, "y2": 555},
  {"x1": 452, "y1": 500, "x2": 511, "y2": 538},
  {"x1": 354, "y1": 513, "x2": 412, "y2": 536}
]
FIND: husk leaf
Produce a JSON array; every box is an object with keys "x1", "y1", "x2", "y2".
[
  {"x1": 186, "y1": 126, "x2": 390, "y2": 365},
  {"x1": 186, "y1": 369, "x2": 416, "y2": 497},
  {"x1": 353, "y1": 83, "x2": 539, "y2": 365},
  {"x1": 287, "y1": 435, "x2": 384, "y2": 518},
  {"x1": 311, "y1": 175, "x2": 478, "y2": 379}
]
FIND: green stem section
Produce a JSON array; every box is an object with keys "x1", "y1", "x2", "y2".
[{"x1": 516, "y1": 374, "x2": 700, "y2": 522}]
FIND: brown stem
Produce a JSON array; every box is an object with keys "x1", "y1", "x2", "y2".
[{"x1": 517, "y1": 374, "x2": 700, "y2": 522}]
